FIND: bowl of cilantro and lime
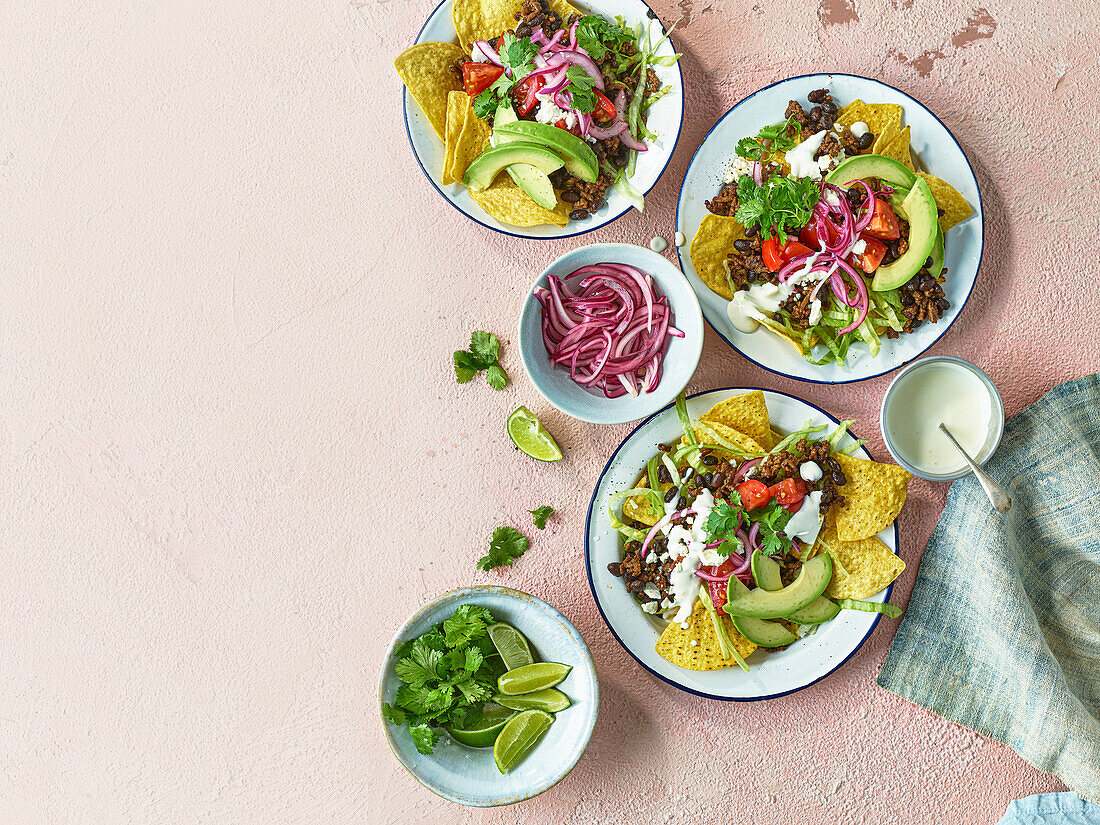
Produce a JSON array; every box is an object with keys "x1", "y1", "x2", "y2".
[
  {"x1": 678, "y1": 75, "x2": 982, "y2": 383},
  {"x1": 379, "y1": 586, "x2": 598, "y2": 807}
]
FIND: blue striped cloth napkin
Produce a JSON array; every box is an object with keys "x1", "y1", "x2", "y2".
[{"x1": 879, "y1": 374, "x2": 1100, "y2": 804}]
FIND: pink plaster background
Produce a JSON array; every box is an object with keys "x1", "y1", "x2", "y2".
[{"x1": 2, "y1": 0, "x2": 1099, "y2": 822}]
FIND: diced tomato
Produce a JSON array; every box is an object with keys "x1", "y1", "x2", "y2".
[
  {"x1": 769, "y1": 477, "x2": 807, "y2": 510},
  {"x1": 736, "y1": 479, "x2": 772, "y2": 510},
  {"x1": 513, "y1": 74, "x2": 544, "y2": 115},
  {"x1": 461, "y1": 62, "x2": 505, "y2": 97},
  {"x1": 702, "y1": 558, "x2": 738, "y2": 611},
  {"x1": 554, "y1": 118, "x2": 582, "y2": 137},
  {"x1": 851, "y1": 236, "x2": 888, "y2": 273},
  {"x1": 800, "y1": 218, "x2": 838, "y2": 251},
  {"x1": 593, "y1": 89, "x2": 617, "y2": 123},
  {"x1": 863, "y1": 198, "x2": 901, "y2": 240},
  {"x1": 761, "y1": 237, "x2": 814, "y2": 272}
]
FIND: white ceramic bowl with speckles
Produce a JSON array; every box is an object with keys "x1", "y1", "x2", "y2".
[
  {"x1": 518, "y1": 242, "x2": 704, "y2": 425},
  {"x1": 585, "y1": 388, "x2": 901, "y2": 701},
  {"x1": 379, "y1": 586, "x2": 598, "y2": 806},
  {"x1": 676, "y1": 73, "x2": 984, "y2": 384},
  {"x1": 403, "y1": 0, "x2": 684, "y2": 239}
]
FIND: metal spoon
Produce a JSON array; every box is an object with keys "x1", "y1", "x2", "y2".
[{"x1": 939, "y1": 423, "x2": 1012, "y2": 512}]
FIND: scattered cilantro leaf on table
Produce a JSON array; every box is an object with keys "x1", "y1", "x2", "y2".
[
  {"x1": 476, "y1": 526, "x2": 530, "y2": 571},
  {"x1": 453, "y1": 330, "x2": 508, "y2": 389},
  {"x1": 529, "y1": 505, "x2": 555, "y2": 530}
]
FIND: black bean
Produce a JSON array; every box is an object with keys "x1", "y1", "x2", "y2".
[
  {"x1": 744, "y1": 225, "x2": 759, "y2": 238},
  {"x1": 516, "y1": 23, "x2": 531, "y2": 36},
  {"x1": 607, "y1": 562, "x2": 622, "y2": 576},
  {"x1": 657, "y1": 465, "x2": 671, "y2": 483},
  {"x1": 807, "y1": 89, "x2": 827, "y2": 104},
  {"x1": 561, "y1": 190, "x2": 580, "y2": 203},
  {"x1": 938, "y1": 207, "x2": 945, "y2": 216},
  {"x1": 664, "y1": 486, "x2": 679, "y2": 503},
  {"x1": 627, "y1": 579, "x2": 644, "y2": 592},
  {"x1": 925, "y1": 257, "x2": 933, "y2": 268},
  {"x1": 733, "y1": 239, "x2": 752, "y2": 253},
  {"x1": 702, "y1": 455, "x2": 719, "y2": 466},
  {"x1": 568, "y1": 209, "x2": 589, "y2": 221},
  {"x1": 703, "y1": 472, "x2": 716, "y2": 487},
  {"x1": 822, "y1": 114, "x2": 835, "y2": 130},
  {"x1": 937, "y1": 298, "x2": 950, "y2": 311},
  {"x1": 823, "y1": 100, "x2": 838, "y2": 115},
  {"x1": 845, "y1": 187, "x2": 864, "y2": 206},
  {"x1": 858, "y1": 132, "x2": 874, "y2": 150},
  {"x1": 711, "y1": 472, "x2": 725, "y2": 487}
]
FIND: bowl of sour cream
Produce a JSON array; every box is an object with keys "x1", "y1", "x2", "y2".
[{"x1": 880, "y1": 356, "x2": 1004, "y2": 481}]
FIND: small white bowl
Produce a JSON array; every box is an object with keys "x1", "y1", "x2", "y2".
[
  {"x1": 518, "y1": 243, "x2": 704, "y2": 425},
  {"x1": 379, "y1": 586, "x2": 598, "y2": 807},
  {"x1": 880, "y1": 355, "x2": 1005, "y2": 481}
]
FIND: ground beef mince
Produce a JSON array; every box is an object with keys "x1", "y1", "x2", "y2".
[
  {"x1": 881, "y1": 217, "x2": 910, "y2": 266},
  {"x1": 899, "y1": 271, "x2": 950, "y2": 332},
  {"x1": 723, "y1": 236, "x2": 773, "y2": 291},
  {"x1": 754, "y1": 440, "x2": 845, "y2": 516},
  {"x1": 514, "y1": 0, "x2": 562, "y2": 36},
  {"x1": 706, "y1": 181, "x2": 740, "y2": 216},
  {"x1": 607, "y1": 535, "x2": 679, "y2": 613}
]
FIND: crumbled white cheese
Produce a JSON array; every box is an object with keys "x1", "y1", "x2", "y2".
[
  {"x1": 641, "y1": 601, "x2": 660, "y2": 614},
  {"x1": 534, "y1": 94, "x2": 576, "y2": 129}
]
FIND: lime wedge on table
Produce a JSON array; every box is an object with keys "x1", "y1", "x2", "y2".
[
  {"x1": 507, "y1": 406, "x2": 562, "y2": 462},
  {"x1": 445, "y1": 703, "x2": 514, "y2": 748},
  {"x1": 494, "y1": 688, "x2": 571, "y2": 713},
  {"x1": 488, "y1": 623, "x2": 535, "y2": 671},
  {"x1": 497, "y1": 662, "x2": 571, "y2": 695},
  {"x1": 493, "y1": 709, "x2": 554, "y2": 773}
]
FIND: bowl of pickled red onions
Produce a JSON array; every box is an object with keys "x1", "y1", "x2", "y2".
[{"x1": 519, "y1": 243, "x2": 703, "y2": 425}]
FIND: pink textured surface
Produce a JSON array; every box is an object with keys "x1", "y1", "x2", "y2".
[{"x1": 2, "y1": 0, "x2": 1099, "y2": 822}]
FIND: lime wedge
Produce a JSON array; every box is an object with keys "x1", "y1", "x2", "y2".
[
  {"x1": 497, "y1": 662, "x2": 571, "y2": 695},
  {"x1": 488, "y1": 623, "x2": 535, "y2": 671},
  {"x1": 493, "y1": 709, "x2": 554, "y2": 773},
  {"x1": 507, "y1": 406, "x2": 562, "y2": 462},
  {"x1": 494, "y1": 688, "x2": 571, "y2": 713},
  {"x1": 445, "y1": 703, "x2": 515, "y2": 748}
]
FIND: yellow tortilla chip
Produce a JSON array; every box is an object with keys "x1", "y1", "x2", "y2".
[
  {"x1": 832, "y1": 453, "x2": 911, "y2": 541},
  {"x1": 837, "y1": 100, "x2": 904, "y2": 140},
  {"x1": 442, "y1": 92, "x2": 465, "y2": 185},
  {"x1": 874, "y1": 124, "x2": 914, "y2": 171},
  {"x1": 452, "y1": 0, "x2": 516, "y2": 51},
  {"x1": 548, "y1": 0, "x2": 580, "y2": 19},
  {"x1": 470, "y1": 178, "x2": 569, "y2": 227},
  {"x1": 394, "y1": 42, "x2": 466, "y2": 141},
  {"x1": 819, "y1": 521, "x2": 905, "y2": 600},
  {"x1": 689, "y1": 214, "x2": 745, "y2": 300},
  {"x1": 700, "y1": 391, "x2": 775, "y2": 450},
  {"x1": 689, "y1": 422, "x2": 764, "y2": 456},
  {"x1": 655, "y1": 597, "x2": 757, "y2": 671},
  {"x1": 918, "y1": 173, "x2": 973, "y2": 233},
  {"x1": 452, "y1": 92, "x2": 491, "y2": 183}
]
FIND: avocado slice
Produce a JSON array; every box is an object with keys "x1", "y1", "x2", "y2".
[
  {"x1": 826, "y1": 153, "x2": 917, "y2": 190},
  {"x1": 749, "y1": 550, "x2": 839, "y2": 625},
  {"x1": 462, "y1": 141, "x2": 564, "y2": 192},
  {"x1": 492, "y1": 121, "x2": 599, "y2": 183},
  {"x1": 871, "y1": 177, "x2": 939, "y2": 291},
  {"x1": 723, "y1": 554, "x2": 833, "y2": 620},
  {"x1": 750, "y1": 549, "x2": 783, "y2": 591},
  {"x1": 726, "y1": 576, "x2": 799, "y2": 647},
  {"x1": 487, "y1": 105, "x2": 558, "y2": 209},
  {"x1": 927, "y1": 225, "x2": 945, "y2": 280}
]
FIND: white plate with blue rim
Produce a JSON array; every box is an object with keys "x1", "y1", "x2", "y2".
[
  {"x1": 379, "y1": 585, "x2": 599, "y2": 806},
  {"x1": 584, "y1": 387, "x2": 900, "y2": 701},
  {"x1": 676, "y1": 74, "x2": 984, "y2": 384},
  {"x1": 403, "y1": 0, "x2": 684, "y2": 239}
]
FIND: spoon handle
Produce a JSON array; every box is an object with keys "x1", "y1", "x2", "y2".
[{"x1": 938, "y1": 424, "x2": 1012, "y2": 512}]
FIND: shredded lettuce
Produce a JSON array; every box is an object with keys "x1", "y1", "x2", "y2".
[
  {"x1": 826, "y1": 418, "x2": 866, "y2": 456},
  {"x1": 830, "y1": 597, "x2": 904, "y2": 618},
  {"x1": 694, "y1": 422, "x2": 765, "y2": 459},
  {"x1": 770, "y1": 419, "x2": 828, "y2": 454},
  {"x1": 607, "y1": 488, "x2": 655, "y2": 541}
]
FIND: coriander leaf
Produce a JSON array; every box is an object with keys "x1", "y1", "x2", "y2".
[
  {"x1": 505, "y1": 35, "x2": 539, "y2": 74},
  {"x1": 394, "y1": 642, "x2": 445, "y2": 688},
  {"x1": 418, "y1": 629, "x2": 448, "y2": 651},
  {"x1": 470, "y1": 331, "x2": 500, "y2": 363},
  {"x1": 453, "y1": 677, "x2": 492, "y2": 705},
  {"x1": 485, "y1": 364, "x2": 508, "y2": 390},
  {"x1": 421, "y1": 683, "x2": 456, "y2": 715},
  {"x1": 565, "y1": 66, "x2": 597, "y2": 114},
  {"x1": 462, "y1": 646, "x2": 484, "y2": 674},
  {"x1": 454, "y1": 350, "x2": 480, "y2": 383},
  {"x1": 574, "y1": 15, "x2": 633, "y2": 61},
  {"x1": 476, "y1": 526, "x2": 530, "y2": 571},
  {"x1": 442, "y1": 604, "x2": 492, "y2": 648},
  {"x1": 529, "y1": 505, "x2": 554, "y2": 530},
  {"x1": 473, "y1": 89, "x2": 500, "y2": 119},
  {"x1": 409, "y1": 723, "x2": 440, "y2": 755},
  {"x1": 382, "y1": 703, "x2": 407, "y2": 727},
  {"x1": 735, "y1": 137, "x2": 765, "y2": 161},
  {"x1": 704, "y1": 500, "x2": 742, "y2": 538}
]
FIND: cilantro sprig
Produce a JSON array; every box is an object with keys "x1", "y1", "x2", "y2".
[
  {"x1": 529, "y1": 506, "x2": 555, "y2": 530},
  {"x1": 454, "y1": 330, "x2": 508, "y2": 390},
  {"x1": 751, "y1": 499, "x2": 794, "y2": 556},
  {"x1": 383, "y1": 604, "x2": 502, "y2": 754},
  {"x1": 702, "y1": 497, "x2": 744, "y2": 557},
  {"x1": 574, "y1": 15, "x2": 634, "y2": 61},
  {"x1": 735, "y1": 117, "x2": 801, "y2": 161},
  {"x1": 476, "y1": 525, "x2": 530, "y2": 571},
  {"x1": 564, "y1": 66, "x2": 597, "y2": 114},
  {"x1": 733, "y1": 174, "x2": 821, "y2": 243}
]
